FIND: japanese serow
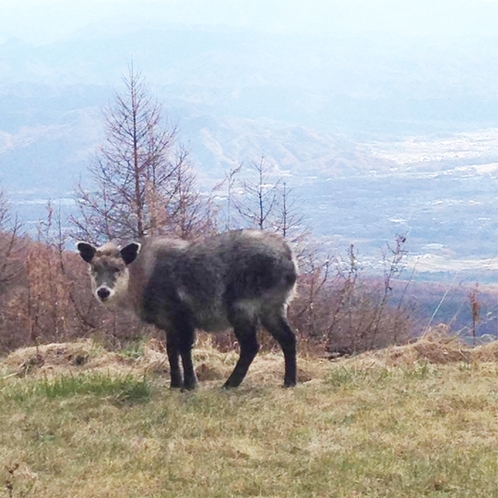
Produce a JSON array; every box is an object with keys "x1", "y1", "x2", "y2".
[{"x1": 76, "y1": 230, "x2": 298, "y2": 390}]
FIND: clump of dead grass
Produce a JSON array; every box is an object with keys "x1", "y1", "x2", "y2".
[
  {"x1": 2, "y1": 326, "x2": 497, "y2": 386},
  {"x1": 1, "y1": 340, "x2": 128, "y2": 378},
  {"x1": 340, "y1": 324, "x2": 498, "y2": 369},
  {"x1": 0, "y1": 335, "x2": 321, "y2": 386}
]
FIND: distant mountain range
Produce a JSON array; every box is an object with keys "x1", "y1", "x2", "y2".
[{"x1": 0, "y1": 25, "x2": 497, "y2": 282}]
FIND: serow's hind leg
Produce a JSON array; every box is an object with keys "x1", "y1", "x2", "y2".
[
  {"x1": 223, "y1": 313, "x2": 259, "y2": 389},
  {"x1": 261, "y1": 311, "x2": 297, "y2": 387}
]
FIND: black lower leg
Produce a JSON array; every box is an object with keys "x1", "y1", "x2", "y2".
[
  {"x1": 224, "y1": 327, "x2": 259, "y2": 388},
  {"x1": 166, "y1": 331, "x2": 182, "y2": 388},
  {"x1": 263, "y1": 315, "x2": 297, "y2": 387},
  {"x1": 177, "y1": 325, "x2": 197, "y2": 391},
  {"x1": 180, "y1": 348, "x2": 197, "y2": 390}
]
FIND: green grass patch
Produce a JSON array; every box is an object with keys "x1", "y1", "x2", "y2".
[
  {"x1": 1, "y1": 372, "x2": 151, "y2": 403},
  {"x1": 118, "y1": 337, "x2": 148, "y2": 360},
  {"x1": 1, "y1": 359, "x2": 498, "y2": 497},
  {"x1": 325, "y1": 361, "x2": 441, "y2": 391}
]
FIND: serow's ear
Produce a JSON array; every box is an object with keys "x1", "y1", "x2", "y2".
[
  {"x1": 76, "y1": 242, "x2": 96, "y2": 263},
  {"x1": 120, "y1": 242, "x2": 141, "y2": 265}
]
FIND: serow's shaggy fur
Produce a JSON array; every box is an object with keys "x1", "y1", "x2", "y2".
[{"x1": 77, "y1": 230, "x2": 298, "y2": 390}]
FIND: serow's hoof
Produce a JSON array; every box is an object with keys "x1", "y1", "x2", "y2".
[
  {"x1": 283, "y1": 380, "x2": 297, "y2": 388},
  {"x1": 182, "y1": 378, "x2": 197, "y2": 391}
]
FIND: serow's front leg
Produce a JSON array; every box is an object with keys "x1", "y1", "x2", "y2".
[
  {"x1": 178, "y1": 327, "x2": 197, "y2": 391},
  {"x1": 223, "y1": 313, "x2": 259, "y2": 389},
  {"x1": 166, "y1": 331, "x2": 183, "y2": 389},
  {"x1": 171, "y1": 314, "x2": 198, "y2": 391}
]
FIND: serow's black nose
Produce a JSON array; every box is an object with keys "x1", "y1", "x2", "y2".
[{"x1": 97, "y1": 287, "x2": 111, "y2": 300}]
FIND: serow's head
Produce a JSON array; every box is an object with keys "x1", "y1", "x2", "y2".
[{"x1": 76, "y1": 241, "x2": 141, "y2": 306}]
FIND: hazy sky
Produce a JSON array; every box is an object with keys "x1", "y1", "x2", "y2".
[{"x1": 1, "y1": 0, "x2": 498, "y2": 44}]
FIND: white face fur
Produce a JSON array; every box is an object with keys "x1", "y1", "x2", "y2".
[
  {"x1": 77, "y1": 241, "x2": 141, "y2": 307},
  {"x1": 89, "y1": 262, "x2": 131, "y2": 307}
]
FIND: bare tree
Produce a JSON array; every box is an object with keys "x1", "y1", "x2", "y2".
[
  {"x1": 469, "y1": 283, "x2": 481, "y2": 346},
  {"x1": 219, "y1": 164, "x2": 242, "y2": 230},
  {"x1": 234, "y1": 157, "x2": 281, "y2": 231},
  {"x1": 276, "y1": 181, "x2": 310, "y2": 249},
  {"x1": 0, "y1": 190, "x2": 24, "y2": 349},
  {"x1": 228, "y1": 159, "x2": 308, "y2": 245},
  {"x1": 72, "y1": 64, "x2": 207, "y2": 243},
  {"x1": 0, "y1": 190, "x2": 23, "y2": 294},
  {"x1": 165, "y1": 149, "x2": 219, "y2": 239}
]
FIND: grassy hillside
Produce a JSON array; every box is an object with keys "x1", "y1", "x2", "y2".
[{"x1": 2, "y1": 333, "x2": 498, "y2": 497}]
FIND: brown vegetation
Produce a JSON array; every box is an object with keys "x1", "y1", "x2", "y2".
[
  {"x1": 0, "y1": 336, "x2": 318, "y2": 386},
  {"x1": 3, "y1": 326, "x2": 498, "y2": 384},
  {"x1": 0, "y1": 204, "x2": 150, "y2": 353},
  {"x1": 0, "y1": 66, "x2": 494, "y2": 358},
  {"x1": 347, "y1": 324, "x2": 498, "y2": 367},
  {"x1": 71, "y1": 65, "x2": 217, "y2": 244},
  {"x1": 0, "y1": 214, "x2": 490, "y2": 359}
]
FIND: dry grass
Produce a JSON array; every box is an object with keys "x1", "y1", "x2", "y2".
[
  {"x1": 2, "y1": 329, "x2": 498, "y2": 497},
  {"x1": 0, "y1": 336, "x2": 321, "y2": 385},
  {"x1": 344, "y1": 324, "x2": 498, "y2": 368}
]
